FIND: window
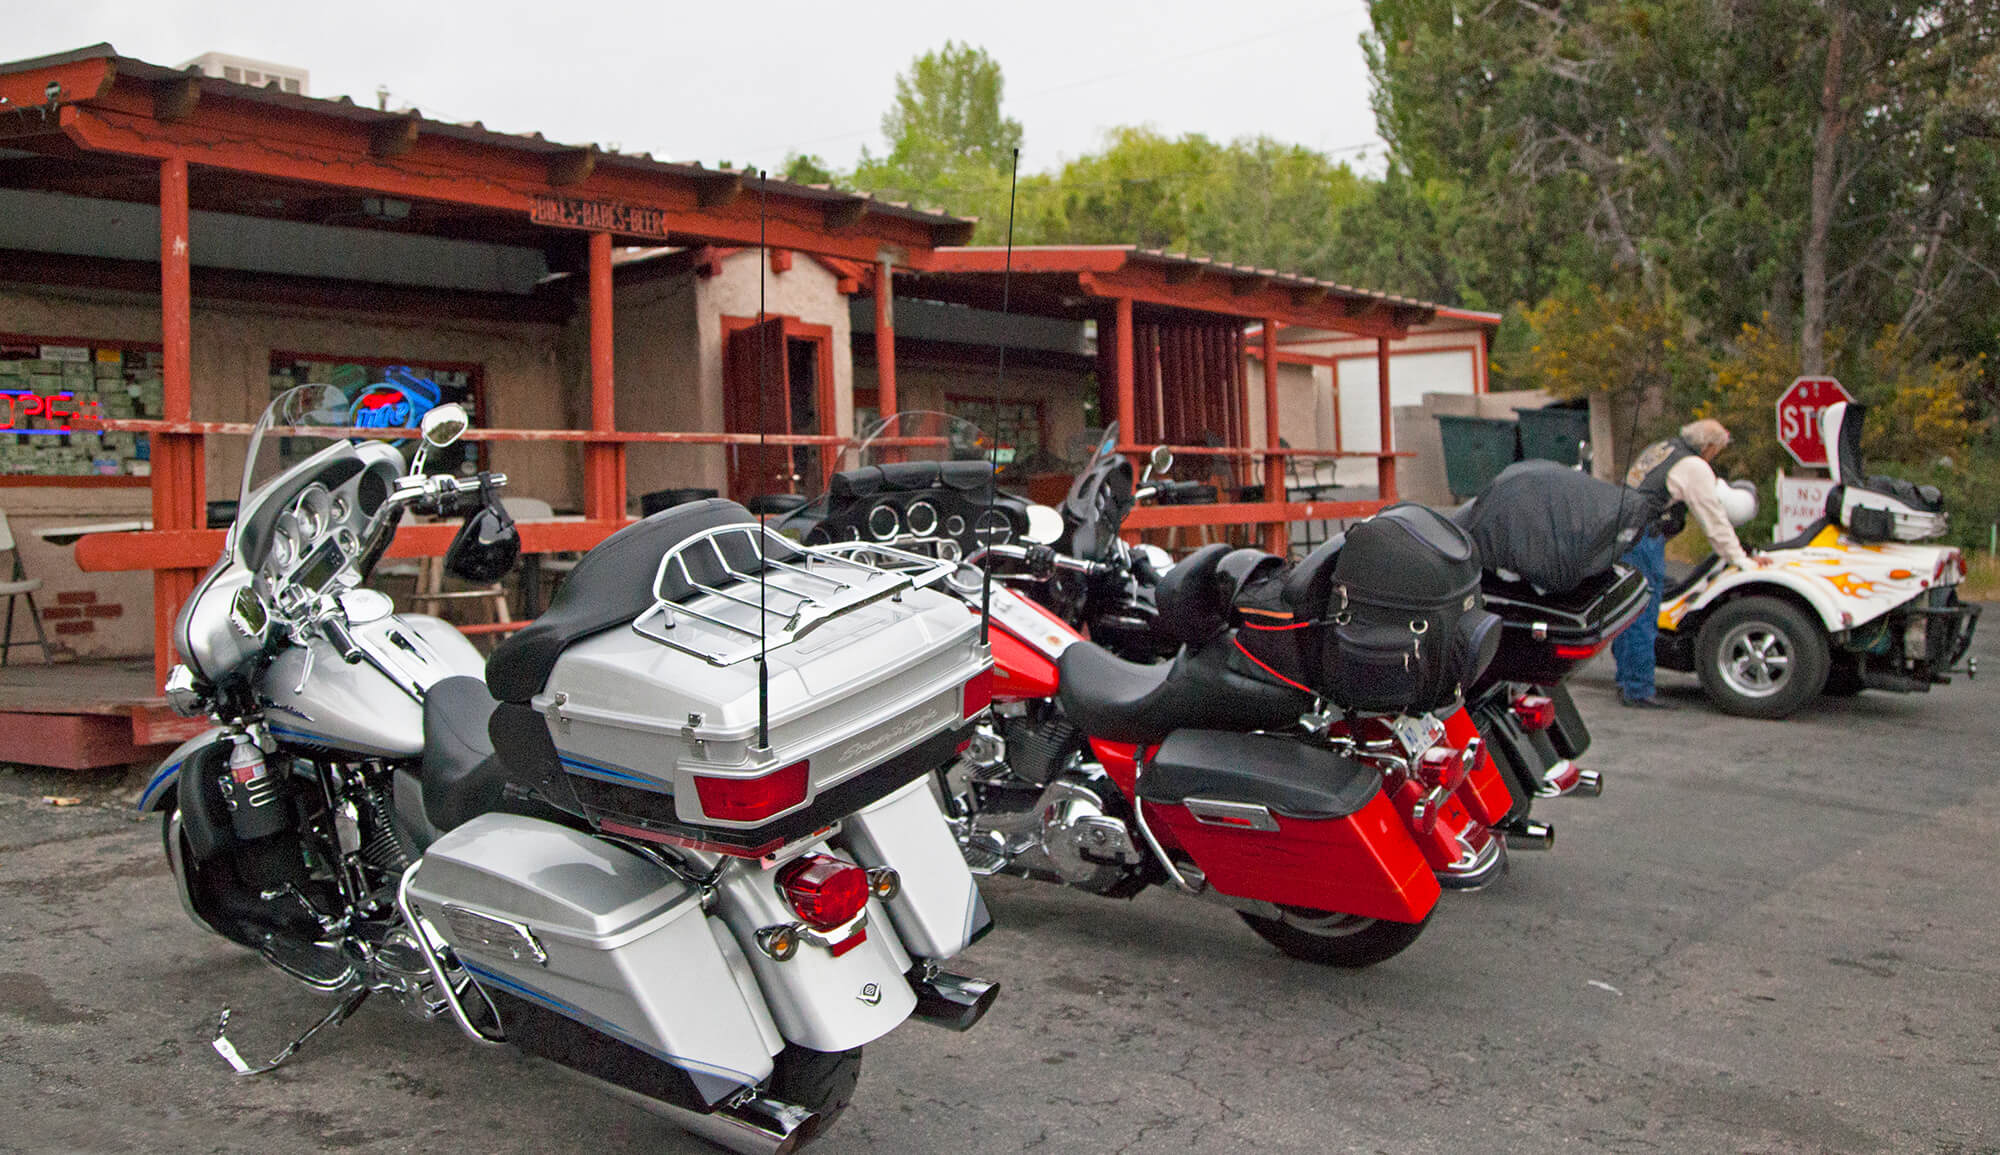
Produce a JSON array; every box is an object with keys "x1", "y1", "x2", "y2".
[
  {"x1": 222, "y1": 66, "x2": 241, "y2": 82},
  {"x1": 0, "y1": 336, "x2": 158, "y2": 478},
  {"x1": 944, "y1": 395, "x2": 1045, "y2": 477},
  {"x1": 268, "y1": 354, "x2": 482, "y2": 473},
  {"x1": 282, "y1": 78, "x2": 301, "y2": 94}
]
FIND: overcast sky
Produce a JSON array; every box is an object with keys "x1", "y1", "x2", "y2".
[{"x1": 4, "y1": 0, "x2": 1388, "y2": 178}]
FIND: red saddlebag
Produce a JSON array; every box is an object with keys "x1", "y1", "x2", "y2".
[{"x1": 1137, "y1": 729, "x2": 1439, "y2": 923}]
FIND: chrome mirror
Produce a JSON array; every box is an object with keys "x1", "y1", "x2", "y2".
[
  {"x1": 1148, "y1": 445, "x2": 1174, "y2": 477},
  {"x1": 1023, "y1": 504, "x2": 1064, "y2": 545},
  {"x1": 420, "y1": 403, "x2": 469, "y2": 448}
]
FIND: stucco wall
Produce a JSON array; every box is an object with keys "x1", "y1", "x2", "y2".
[{"x1": 612, "y1": 269, "x2": 713, "y2": 501}]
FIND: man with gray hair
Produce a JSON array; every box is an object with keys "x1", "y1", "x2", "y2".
[{"x1": 1611, "y1": 418, "x2": 1770, "y2": 708}]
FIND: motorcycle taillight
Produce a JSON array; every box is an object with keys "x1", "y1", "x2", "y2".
[
  {"x1": 692, "y1": 760, "x2": 809, "y2": 823},
  {"x1": 1551, "y1": 642, "x2": 1602, "y2": 661},
  {"x1": 777, "y1": 853, "x2": 871, "y2": 931},
  {"x1": 1416, "y1": 742, "x2": 1475, "y2": 792},
  {"x1": 1512, "y1": 694, "x2": 1557, "y2": 732},
  {"x1": 963, "y1": 668, "x2": 995, "y2": 719}
]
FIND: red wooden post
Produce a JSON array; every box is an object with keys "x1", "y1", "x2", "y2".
[
  {"x1": 585, "y1": 231, "x2": 625, "y2": 521},
  {"x1": 152, "y1": 155, "x2": 202, "y2": 686},
  {"x1": 873, "y1": 261, "x2": 897, "y2": 419},
  {"x1": 1261, "y1": 321, "x2": 1285, "y2": 555},
  {"x1": 1114, "y1": 296, "x2": 1135, "y2": 438},
  {"x1": 1376, "y1": 336, "x2": 1397, "y2": 501}
]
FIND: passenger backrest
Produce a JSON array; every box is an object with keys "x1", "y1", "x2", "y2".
[{"x1": 486, "y1": 498, "x2": 759, "y2": 703}]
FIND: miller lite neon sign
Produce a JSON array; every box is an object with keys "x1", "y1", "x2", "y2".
[{"x1": 348, "y1": 368, "x2": 441, "y2": 432}]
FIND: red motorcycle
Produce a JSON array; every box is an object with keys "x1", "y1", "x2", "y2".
[{"x1": 793, "y1": 416, "x2": 1513, "y2": 966}]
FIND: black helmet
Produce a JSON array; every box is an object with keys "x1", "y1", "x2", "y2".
[{"x1": 445, "y1": 501, "x2": 520, "y2": 584}]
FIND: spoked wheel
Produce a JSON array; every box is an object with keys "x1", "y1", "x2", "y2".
[
  {"x1": 1237, "y1": 907, "x2": 1433, "y2": 968},
  {"x1": 1695, "y1": 596, "x2": 1829, "y2": 719},
  {"x1": 768, "y1": 1045, "x2": 863, "y2": 1139}
]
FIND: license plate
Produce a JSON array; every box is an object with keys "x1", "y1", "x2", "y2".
[{"x1": 1387, "y1": 713, "x2": 1445, "y2": 758}]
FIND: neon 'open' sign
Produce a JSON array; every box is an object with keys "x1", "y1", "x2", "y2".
[{"x1": 0, "y1": 392, "x2": 105, "y2": 434}]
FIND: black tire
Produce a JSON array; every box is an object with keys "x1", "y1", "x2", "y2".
[
  {"x1": 1694, "y1": 596, "x2": 1830, "y2": 719},
  {"x1": 768, "y1": 1045, "x2": 863, "y2": 1138},
  {"x1": 1237, "y1": 907, "x2": 1433, "y2": 968}
]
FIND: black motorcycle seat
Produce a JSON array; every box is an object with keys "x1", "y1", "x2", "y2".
[
  {"x1": 420, "y1": 675, "x2": 508, "y2": 832},
  {"x1": 1140, "y1": 729, "x2": 1380, "y2": 818},
  {"x1": 1057, "y1": 637, "x2": 1311, "y2": 746},
  {"x1": 487, "y1": 498, "x2": 788, "y2": 703},
  {"x1": 1152, "y1": 543, "x2": 1231, "y2": 645}
]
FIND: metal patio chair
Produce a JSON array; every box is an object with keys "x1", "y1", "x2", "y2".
[{"x1": 0, "y1": 509, "x2": 53, "y2": 666}]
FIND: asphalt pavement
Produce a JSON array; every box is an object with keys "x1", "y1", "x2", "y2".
[{"x1": 3, "y1": 620, "x2": 1997, "y2": 1154}]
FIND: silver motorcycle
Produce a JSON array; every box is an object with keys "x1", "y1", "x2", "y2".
[{"x1": 141, "y1": 386, "x2": 999, "y2": 1151}]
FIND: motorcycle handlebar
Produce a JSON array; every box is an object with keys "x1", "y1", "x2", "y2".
[{"x1": 970, "y1": 541, "x2": 1115, "y2": 580}]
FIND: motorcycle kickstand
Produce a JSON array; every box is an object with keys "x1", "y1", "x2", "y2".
[{"x1": 211, "y1": 986, "x2": 369, "y2": 1076}]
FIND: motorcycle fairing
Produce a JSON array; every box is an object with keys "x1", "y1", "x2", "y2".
[
  {"x1": 138, "y1": 726, "x2": 227, "y2": 812},
  {"x1": 1657, "y1": 523, "x2": 1965, "y2": 636}
]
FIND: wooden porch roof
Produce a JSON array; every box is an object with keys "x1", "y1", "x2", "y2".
[
  {"x1": 0, "y1": 44, "x2": 974, "y2": 266},
  {"x1": 900, "y1": 245, "x2": 1441, "y2": 339}
]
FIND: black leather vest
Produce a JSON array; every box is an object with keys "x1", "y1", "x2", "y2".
[{"x1": 1625, "y1": 437, "x2": 1696, "y2": 537}]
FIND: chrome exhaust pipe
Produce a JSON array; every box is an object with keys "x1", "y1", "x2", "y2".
[
  {"x1": 910, "y1": 971, "x2": 1000, "y2": 1032},
  {"x1": 1568, "y1": 768, "x2": 1604, "y2": 797},
  {"x1": 1501, "y1": 819, "x2": 1555, "y2": 851},
  {"x1": 545, "y1": 1064, "x2": 817, "y2": 1155}
]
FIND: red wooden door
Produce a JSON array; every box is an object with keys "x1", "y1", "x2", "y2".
[{"x1": 724, "y1": 317, "x2": 790, "y2": 503}]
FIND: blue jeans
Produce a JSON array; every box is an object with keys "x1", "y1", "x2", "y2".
[{"x1": 1611, "y1": 533, "x2": 1666, "y2": 700}]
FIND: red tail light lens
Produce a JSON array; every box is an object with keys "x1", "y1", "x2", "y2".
[
  {"x1": 1551, "y1": 642, "x2": 1602, "y2": 661},
  {"x1": 692, "y1": 760, "x2": 809, "y2": 823},
  {"x1": 1512, "y1": 694, "x2": 1556, "y2": 732},
  {"x1": 777, "y1": 853, "x2": 871, "y2": 931},
  {"x1": 962, "y1": 668, "x2": 995, "y2": 719},
  {"x1": 1415, "y1": 744, "x2": 1472, "y2": 792}
]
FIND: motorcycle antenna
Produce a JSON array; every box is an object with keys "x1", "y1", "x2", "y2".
[
  {"x1": 755, "y1": 170, "x2": 771, "y2": 751},
  {"x1": 980, "y1": 147, "x2": 1021, "y2": 647}
]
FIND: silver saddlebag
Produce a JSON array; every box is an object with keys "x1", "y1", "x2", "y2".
[
  {"x1": 835, "y1": 776, "x2": 990, "y2": 960},
  {"x1": 405, "y1": 813, "x2": 783, "y2": 1104}
]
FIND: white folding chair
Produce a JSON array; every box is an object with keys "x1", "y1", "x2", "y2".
[{"x1": 0, "y1": 509, "x2": 53, "y2": 666}]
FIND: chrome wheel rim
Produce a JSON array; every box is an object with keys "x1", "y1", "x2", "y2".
[
  {"x1": 1718, "y1": 621, "x2": 1793, "y2": 698},
  {"x1": 1276, "y1": 907, "x2": 1376, "y2": 938}
]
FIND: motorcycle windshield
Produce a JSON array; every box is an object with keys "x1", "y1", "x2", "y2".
[
  {"x1": 1060, "y1": 422, "x2": 1136, "y2": 560},
  {"x1": 844, "y1": 410, "x2": 993, "y2": 473},
  {"x1": 236, "y1": 385, "x2": 360, "y2": 515}
]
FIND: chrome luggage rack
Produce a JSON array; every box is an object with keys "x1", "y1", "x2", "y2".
[{"x1": 630, "y1": 523, "x2": 955, "y2": 666}]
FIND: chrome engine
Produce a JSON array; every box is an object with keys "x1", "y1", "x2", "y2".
[{"x1": 945, "y1": 723, "x2": 1143, "y2": 894}]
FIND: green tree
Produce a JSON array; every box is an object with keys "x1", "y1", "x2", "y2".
[
  {"x1": 853, "y1": 41, "x2": 1024, "y2": 228},
  {"x1": 781, "y1": 152, "x2": 836, "y2": 186}
]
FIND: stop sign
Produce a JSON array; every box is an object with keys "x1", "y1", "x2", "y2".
[{"x1": 1775, "y1": 376, "x2": 1855, "y2": 467}]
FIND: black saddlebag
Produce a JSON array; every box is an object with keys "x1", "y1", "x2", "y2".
[{"x1": 1234, "y1": 503, "x2": 1499, "y2": 714}]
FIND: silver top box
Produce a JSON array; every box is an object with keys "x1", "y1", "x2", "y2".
[{"x1": 533, "y1": 525, "x2": 989, "y2": 832}]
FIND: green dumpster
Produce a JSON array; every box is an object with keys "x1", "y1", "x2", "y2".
[
  {"x1": 1437, "y1": 415, "x2": 1520, "y2": 501},
  {"x1": 1517, "y1": 405, "x2": 1592, "y2": 467}
]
